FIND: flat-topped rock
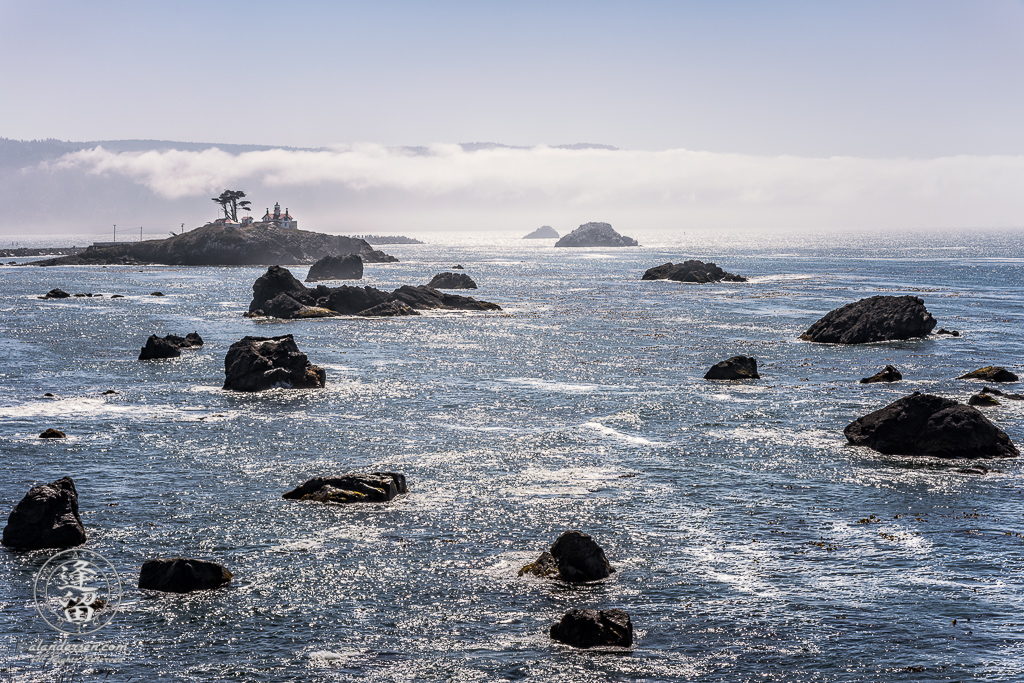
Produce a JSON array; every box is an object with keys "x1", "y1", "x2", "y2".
[
  {"x1": 643, "y1": 260, "x2": 746, "y2": 283},
  {"x1": 554, "y1": 222, "x2": 638, "y2": 247},
  {"x1": 704, "y1": 356, "x2": 759, "y2": 380},
  {"x1": 283, "y1": 473, "x2": 407, "y2": 503},
  {"x1": 139, "y1": 558, "x2": 233, "y2": 593},
  {"x1": 550, "y1": 609, "x2": 633, "y2": 649},
  {"x1": 41, "y1": 288, "x2": 70, "y2": 299},
  {"x1": 426, "y1": 272, "x2": 477, "y2": 289},
  {"x1": 800, "y1": 295, "x2": 937, "y2": 344},
  {"x1": 524, "y1": 225, "x2": 559, "y2": 239},
  {"x1": 844, "y1": 392, "x2": 1018, "y2": 459},
  {"x1": 2, "y1": 476, "x2": 86, "y2": 550},
  {"x1": 959, "y1": 366, "x2": 1018, "y2": 383},
  {"x1": 305, "y1": 254, "x2": 363, "y2": 282},
  {"x1": 223, "y1": 334, "x2": 326, "y2": 391},
  {"x1": 860, "y1": 365, "x2": 902, "y2": 384}
]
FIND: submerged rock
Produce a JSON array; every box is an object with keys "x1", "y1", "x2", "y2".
[
  {"x1": 427, "y1": 272, "x2": 477, "y2": 289},
  {"x1": 524, "y1": 225, "x2": 559, "y2": 239},
  {"x1": 844, "y1": 392, "x2": 1018, "y2": 459},
  {"x1": 2, "y1": 476, "x2": 86, "y2": 549},
  {"x1": 981, "y1": 386, "x2": 1024, "y2": 400},
  {"x1": 936, "y1": 328, "x2": 961, "y2": 337},
  {"x1": 39, "y1": 428, "x2": 66, "y2": 439},
  {"x1": 138, "y1": 332, "x2": 204, "y2": 360},
  {"x1": 554, "y1": 222, "x2": 638, "y2": 247},
  {"x1": 704, "y1": 356, "x2": 759, "y2": 380},
  {"x1": 519, "y1": 530, "x2": 615, "y2": 582},
  {"x1": 642, "y1": 260, "x2": 746, "y2": 283},
  {"x1": 283, "y1": 473, "x2": 408, "y2": 503},
  {"x1": 860, "y1": 365, "x2": 903, "y2": 384},
  {"x1": 223, "y1": 334, "x2": 326, "y2": 391},
  {"x1": 139, "y1": 558, "x2": 233, "y2": 593},
  {"x1": 41, "y1": 288, "x2": 70, "y2": 299},
  {"x1": 800, "y1": 296, "x2": 937, "y2": 344},
  {"x1": 305, "y1": 254, "x2": 363, "y2": 282},
  {"x1": 550, "y1": 609, "x2": 633, "y2": 649},
  {"x1": 958, "y1": 366, "x2": 1019, "y2": 383}
]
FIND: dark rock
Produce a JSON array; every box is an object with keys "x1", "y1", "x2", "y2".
[
  {"x1": 390, "y1": 285, "x2": 501, "y2": 311},
  {"x1": 958, "y1": 366, "x2": 1019, "y2": 383},
  {"x1": 1, "y1": 477, "x2": 86, "y2": 550},
  {"x1": 305, "y1": 254, "x2": 363, "y2": 282},
  {"x1": 704, "y1": 356, "x2": 759, "y2": 380},
  {"x1": 139, "y1": 558, "x2": 233, "y2": 593},
  {"x1": 138, "y1": 335, "x2": 181, "y2": 360},
  {"x1": 41, "y1": 288, "x2": 70, "y2": 299},
  {"x1": 223, "y1": 334, "x2": 326, "y2": 392},
  {"x1": 800, "y1": 295, "x2": 937, "y2": 344},
  {"x1": 451, "y1": 264, "x2": 464, "y2": 269},
  {"x1": 150, "y1": 292, "x2": 164, "y2": 297},
  {"x1": 520, "y1": 530, "x2": 614, "y2": 582},
  {"x1": 936, "y1": 328, "x2": 961, "y2": 337},
  {"x1": 981, "y1": 386, "x2": 1024, "y2": 400},
  {"x1": 283, "y1": 473, "x2": 407, "y2": 503},
  {"x1": 549, "y1": 609, "x2": 633, "y2": 649},
  {"x1": 43, "y1": 393, "x2": 54, "y2": 398},
  {"x1": 642, "y1": 260, "x2": 746, "y2": 283},
  {"x1": 355, "y1": 301, "x2": 420, "y2": 317},
  {"x1": 844, "y1": 392, "x2": 1019, "y2": 459},
  {"x1": 969, "y1": 393, "x2": 1000, "y2": 406},
  {"x1": 554, "y1": 222, "x2": 638, "y2": 247},
  {"x1": 101, "y1": 390, "x2": 117, "y2": 395},
  {"x1": 39, "y1": 428, "x2": 66, "y2": 439},
  {"x1": 860, "y1": 365, "x2": 903, "y2": 384},
  {"x1": 427, "y1": 272, "x2": 477, "y2": 289},
  {"x1": 524, "y1": 226, "x2": 559, "y2": 239},
  {"x1": 110, "y1": 294, "x2": 124, "y2": 299},
  {"x1": 317, "y1": 285, "x2": 392, "y2": 316}
]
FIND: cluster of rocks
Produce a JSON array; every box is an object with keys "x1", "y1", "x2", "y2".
[
  {"x1": 554, "y1": 222, "x2": 638, "y2": 248},
  {"x1": 282, "y1": 473, "x2": 407, "y2": 503},
  {"x1": 247, "y1": 266, "x2": 499, "y2": 319},
  {"x1": 138, "y1": 332, "x2": 204, "y2": 360},
  {"x1": 643, "y1": 260, "x2": 747, "y2": 283},
  {"x1": 41, "y1": 288, "x2": 163, "y2": 299}
]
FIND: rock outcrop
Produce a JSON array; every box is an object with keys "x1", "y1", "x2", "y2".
[
  {"x1": 550, "y1": 609, "x2": 633, "y2": 649},
  {"x1": 2, "y1": 477, "x2": 87, "y2": 549},
  {"x1": 305, "y1": 254, "x2": 363, "y2": 282},
  {"x1": 936, "y1": 328, "x2": 961, "y2": 337},
  {"x1": 958, "y1": 366, "x2": 1019, "y2": 383},
  {"x1": 138, "y1": 332, "x2": 204, "y2": 360},
  {"x1": 139, "y1": 558, "x2": 233, "y2": 593},
  {"x1": 39, "y1": 428, "x2": 67, "y2": 439},
  {"x1": 519, "y1": 530, "x2": 614, "y2": 582},
  {"x1": 844, "y1": 392, "x2": 1019, "y2": 459},
  {"x1": 800, "y1": 296, "x2": 937, "y2": 344},
  {"x1": 642, "y1": 260, "x2": 746, "y2": 283},
  {"x1": 524, "y1": 226, "x2": 559, "y2": 239},
  {"x1": 223, "y1": 335, "x2": 326, "y2": 391},
  {"x1": 981, "y1": 387, "x2": 1024, "y2": 400},
  {"x1": 860, "y1": 365, "x2": 902, "y2": 384},
  {"x1": 28, "y1": 224, "x2": 398, "y2": 267},
  {"x1": 554, "y1": 222, "x2": 638, "y2": 247},
  {"x1": 704, "y1": 356, "x2": 759, "y2": 380},
  {"x1": 41, "y1": 288, "x2": 71, "y2": 299},
  {"x1": 247, "y1": 266, "x2": 499, "y2": 318},
  {"x1": 969, "y1": 393, "x2": 1000, "y2": 407},
  {"x1": 426, "y1": 272, "x2": 477, "y2": 289},
  {"x1": 283, "y1": 473, "x2": 407, "y2": 503}
]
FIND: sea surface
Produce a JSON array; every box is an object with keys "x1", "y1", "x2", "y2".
[{"x1": 1, "y1": 226, "x2": 1023, "y2": 682}]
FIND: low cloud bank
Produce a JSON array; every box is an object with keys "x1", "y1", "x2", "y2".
[{"x1": 51, "y1": 144, "x2": 1024, "y2": 230}]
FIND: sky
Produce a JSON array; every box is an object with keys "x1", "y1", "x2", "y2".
[{"x1": 2, "y1": 1, "x2": 1023, "y2": 233}]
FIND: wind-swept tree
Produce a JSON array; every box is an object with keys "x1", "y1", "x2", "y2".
[{"x1": 211, "y1": 190, "x2": 252, "y2": 221}]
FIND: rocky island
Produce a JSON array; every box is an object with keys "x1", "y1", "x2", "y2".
[
  {"x1": 800, "y1": 295, "x2": 937, "y2": 344},
  {"x1": 643, "y1": 260, "x2": 746, "y2": 283},
  {"x1": 554, "y1": 222, "x2": 638, "y2": 247},
  {"x1": 524, "y1": 226, "x2": 559, "y2": 239},
  {"x1": 27, "y1": 224, "x2": 398, "y2": 267}
]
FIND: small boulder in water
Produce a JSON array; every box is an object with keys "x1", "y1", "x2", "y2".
[
  {"x1": 936, "y1": 328, "x2": 961, "y2": 337},
  {"x1": 519, "y1": 530, "x2": 614, "y2": 582},
  {"x1": 139, "y1": 558, "x2": 233, "y2": 593},
  {"x1": 969, "y1": 393, "x2": 1000, "y2": 407},
  {"x1": 800, "y1": 296, "x2": 936, "y2": 344},
  {"x1": 2, "y1": 476, "x2": 86, "y2": 550},
  {"x1": 41, "y1": 288, "x2": 70, "y2": 299},
  {"x1": 39, "y1": 428, "x2": 66, "y2": 439},
  {"x1": 150, "y1": 292, "x2": 164, "y2": 297},
  {"x1": 223, "y1": 334, "x2": 326, "y2": 392},
  {"x1": 704, "y1": 356, "x2": 759, "y2": 380},
  {"x1": 427, "y1": 272, "x2": 477, "y2": 289},
  {"x1": 138, "y1": 332, "x2": 204, "y2": 360},
  {"x1": 958, "y1": 366, "x2": 1019, "y2": 383},
  {"x1": 549, "y1": 609, "x2": 633, "y2": 649},
  {"x1": 981, "y1": 386, "x2": 1024, "y2": 400},
  {"x1": 305, "y1": 254, "x2": 363, "y2": 282},
  {"x1": 860, "y1": 365, "x2": 902, "y2": 384},
  {"x1": 283, "y1": 473, "x2": 407, "y2": 503}
]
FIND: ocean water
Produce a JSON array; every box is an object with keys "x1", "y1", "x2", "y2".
[{"x1": 1, "y1": 226, "x2": 1023, "y2": 682}]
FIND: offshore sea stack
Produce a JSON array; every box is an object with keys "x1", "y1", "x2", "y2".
[
  {"x1": 554, "y1": 222, "x2": 638, "y2": 247},
  {"x1": 524, "y1": 225, "x2": 559, "y2": 239},
  {"x1": 283, "y1": 473, "x2": 408, "y2": 504},
  {"x1": 223, "y1": 334, "x2": 326, "y2": 391},
  {"x1": 800, "y1": 295, "x2": 936, "y2": 344},
  {"x1": 550, "y1": 609, "x2": 633, "y2": 649},
  {"x1": 704, "y1": 356, "x2": 759, "y2": 380},
  {"x1": 519, "y1": 530, "x2": 615, "y2": 582},
  {"x1": 305, "y1": 254, "x2": 363, "y2": 282},
  {"x1": 139, "y1": 558, "x2": 233, "y2": 593},
  {"x1": 2, "y1": 476, "x2": 87, "y2": 550},
  {"x1": 138, "y1": 332, "x2": 204, "y2": 360},
  {"x1": 247, "y1": 266, "x2": 499, "y2": 318},
  {"x1": 844, "y1": 392, "x2": 1019, "y2": 459},
  {"x1": 427, "y1": 272, "x2": 477, "y2": 289},
  {"x1": 643, "y1": 260, "x2": 747, "y2": 283}
]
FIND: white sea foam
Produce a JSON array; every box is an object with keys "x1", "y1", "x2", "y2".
[
  {"x1": 583, "y1": 421, "x2": 656, "y2": 445},
  {"x1": 495, "y1": 377, "x2": 605, "y2": 394}
]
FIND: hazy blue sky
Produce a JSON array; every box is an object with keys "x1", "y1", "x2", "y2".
[{"x1": 3, "y1": 0, "x2": 1023, "y2": 156}]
